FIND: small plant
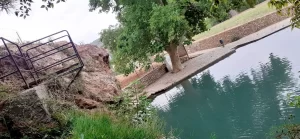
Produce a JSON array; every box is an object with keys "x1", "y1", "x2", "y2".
[
  {"x1": 287, "y1": 93, "x2": 300, "y2": 108},
  {"x1": 110, "y1": 81, "x2": 154, "y2": 124}
]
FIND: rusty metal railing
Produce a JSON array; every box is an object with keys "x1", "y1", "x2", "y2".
[{"x1": 0, "y1": 30, "x2": 84, "y2": 89}]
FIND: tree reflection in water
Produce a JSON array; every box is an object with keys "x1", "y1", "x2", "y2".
[{"x1": 154, "y1": 54, "x2": 300, "y2": 139}]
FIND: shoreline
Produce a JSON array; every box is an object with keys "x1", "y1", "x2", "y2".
[{"x1": 144, "y1": 18, "x2": 292, "y2": 98}]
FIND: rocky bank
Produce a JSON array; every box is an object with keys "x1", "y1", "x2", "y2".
[{"x1": 0, "y1": 42, "x2": 121, "y2": 138}]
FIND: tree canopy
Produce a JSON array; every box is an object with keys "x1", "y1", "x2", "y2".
[
  {"x1": 91, "y1": 0, "x2": 219, "y2": 74},
  {"x1": 0, "y1": 0, "x2": 65, "y2": 18},
  {"x1": 100, "y1": 25, "x2": 123, "y2": 52},
  {"x1": 92, "y1": 0, "x2": 263, "y2": 75},
  {"x1": 269, "y1": 0, "x2": 300, "y2": 28}
]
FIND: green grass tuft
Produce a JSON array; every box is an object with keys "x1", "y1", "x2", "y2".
[{"x1": 70, "y1": 112, "x2": 165, "y2": 139}]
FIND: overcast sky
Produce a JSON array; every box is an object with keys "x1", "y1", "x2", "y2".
[{"x1": 0, "y1": 0, "x2": 118, "y2": 44}]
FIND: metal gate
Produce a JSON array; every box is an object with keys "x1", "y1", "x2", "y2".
[{"x1": 0, "y1": 30, "x2": 84, "y2": 89}]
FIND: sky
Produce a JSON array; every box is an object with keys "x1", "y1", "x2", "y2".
[{"x1": 0, "y1": 0, "x2": 118, "y2": 44}]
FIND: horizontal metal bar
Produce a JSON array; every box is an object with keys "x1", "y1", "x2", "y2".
[
  {"x1": 19, "y1": 69, "x2": 34, "y2": 72},
  {"x1": 55, "y1": 63, "x2": 80, "y2": 75},
  {"x1": 24, "y1": 35, "x2": 69, "y2": 52},
  {"x1": 20, "y1": 30, "x2": 69, "y2": 48},
  {"x1": 0, "y1": 55, "x2": 10, "y2": 60},
  {"x1": 60, "y1": 66, "x2": 83, "y2": 79},
  {"x1": 53, "y1": 63, "x2": 81, "y2": 76},
  {"x1": 0, "y1": 71, "x2": 18, "y2": 79},
  {"x1": 30, "y1": 43, "x2": 72, "y2": 62},
  {"x1": 36, "y1": 54, "x2": 77, "y2": 72}
]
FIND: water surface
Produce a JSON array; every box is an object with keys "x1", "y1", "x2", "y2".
[{"x1": 152, "y1": 28, "x2": 300, "y2": 139}]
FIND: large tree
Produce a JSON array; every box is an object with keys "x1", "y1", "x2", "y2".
[{"x1": 90, "y1": 0, "x2": 214, "y2": 74}]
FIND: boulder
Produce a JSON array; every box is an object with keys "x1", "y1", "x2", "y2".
[
  {"x1": 79, "y1": 72, "x2": 119, "y2": 102},
  {"x1": 0, "y1": 84, "x2": 58, "y2": 138},
  {"x1": 0, "y1": 42, "x2": 120, "y2": 104},
  {"x1": 76, "y1": 45, "x2": 120, "y2": 103},
  {"x1": 77, "y1": 44, "x2": 110, "y2": 72}
]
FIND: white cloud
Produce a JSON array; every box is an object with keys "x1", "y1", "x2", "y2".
[{"x1": 0, "y1": 0, "x2": 118, "y2": 44}]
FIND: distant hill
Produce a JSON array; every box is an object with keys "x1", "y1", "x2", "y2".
[{"x1": 90, "y1": 38, "x2": 103, "y2": 47}]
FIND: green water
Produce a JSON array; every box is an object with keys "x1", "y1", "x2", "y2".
[{"x1": 152, "y1": 28, "x2": 300, "y2": 139}]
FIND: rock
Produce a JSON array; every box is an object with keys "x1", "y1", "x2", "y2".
[
  {"x1": 76, "y1": 45, "x2": 120, "y2": 102},
  {"x1": 1, "y1": 42, "x2": 120, "y2": 104},
  {"x1": 0, "y1": 84, "x2": 57, "y2": 138},
  {"x1": 75, "y1": 96, "x2": 100, "y2": 109},
  {"x1": 77, "y1": 44, "x2": 111, "y2": 72},
  {"x1": 229, "y1": 10, "x2": 239, "y2": 17},
  {"x1": 79, "y1": 72, "x2": 119, "y2": 102}
]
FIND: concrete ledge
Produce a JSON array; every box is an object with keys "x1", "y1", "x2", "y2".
[{"x1": 147, "y1": 50, "x2": 236, "y2": 99}]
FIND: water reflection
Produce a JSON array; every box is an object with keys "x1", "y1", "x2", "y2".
[{"x1": 152, "y1": 54, "x2": 300, "y2": 139}]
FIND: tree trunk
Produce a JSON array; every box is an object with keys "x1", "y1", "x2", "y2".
[
  {"x1": 181, "y1": 80, "x2": 196, "y2": 93},
  {"x1": 166, "y1": 43, "x2": 183, "y2": 73}
]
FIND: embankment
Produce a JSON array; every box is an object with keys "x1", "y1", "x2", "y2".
[{"x1": 187, "y1": 8, "x2": 290, "y2": 53}]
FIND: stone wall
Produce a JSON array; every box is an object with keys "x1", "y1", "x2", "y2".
[
  {"x1": 187, "y1": 9, "x2": 290, "y2": 53},
  {"x1": 138, "y1": 64, "x2": 167, "y2": 88}
]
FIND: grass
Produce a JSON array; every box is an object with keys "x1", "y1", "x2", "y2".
[
  {"x1": 70, "y1": 112, "x2": 165, "y2": 139},
  {"x1": 193, "y1": 1, "x2": 277, "y2": 41},
  {"x1": 69, "y1": 89, "x2": 169, "y2": 139},
  {"x1": 0, "y1": 80, "x2": 170, "y2": 139}
]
